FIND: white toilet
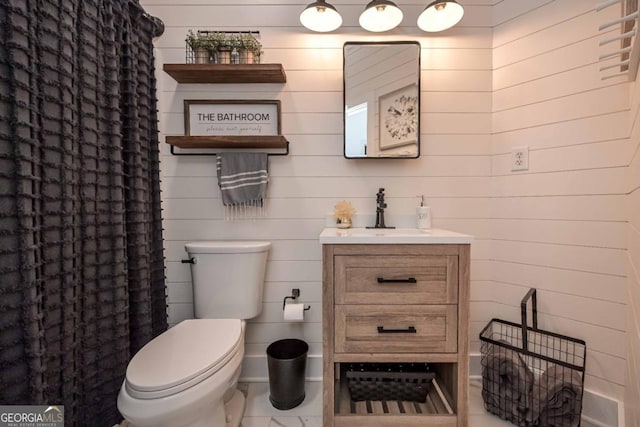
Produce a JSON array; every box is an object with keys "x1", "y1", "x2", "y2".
[{"x1": 118, "y1": 241, "x2": 271, "y2": 427}]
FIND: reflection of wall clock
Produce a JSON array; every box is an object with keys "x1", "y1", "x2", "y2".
[{"x1": 384, "y1": 94, "x2": 417, "y2": 140}]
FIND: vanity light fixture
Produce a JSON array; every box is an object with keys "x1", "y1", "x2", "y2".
[
  {"x1": 359, "y1": 0, "x2": 404, "y2": 32},
  {"x1": 300, "y1": 0, "x2": 343, "y2": 32},
  {"x1": 417, "y1": 0, "x2": 464, "y2": 32},
  {"x1": 300, "y1": 0, "x2": 464, "y2": 33}
]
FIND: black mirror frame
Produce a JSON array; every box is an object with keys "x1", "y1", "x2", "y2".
[{"x1": 343, "y1": 41, "x2": 421, "y2": 160}]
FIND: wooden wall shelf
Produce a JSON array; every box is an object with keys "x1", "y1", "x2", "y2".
[
  {"x1": 165, "y1": 135, "x2": 289, "y2": 156},
  {"x1": 163, "y1": 63, "x2": 287, "y2": 84},
  {"x1": 166, "y1": 135, "x2": 288, "y2": 149}
]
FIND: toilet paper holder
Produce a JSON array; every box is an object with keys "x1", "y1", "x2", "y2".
[{"x1": 283, "y1": 288, "x2": 311, "y2": 311}]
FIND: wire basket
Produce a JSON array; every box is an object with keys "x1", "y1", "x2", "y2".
[
  {"x1": 479, "y1": 289, "x2": 586, "y2": 427},
  {"x1": 185, "y1": 30, "x2": 261, "y2": 64},
  {"x1": 345, "y1": 363, "x2": 435, "y2": 402}
]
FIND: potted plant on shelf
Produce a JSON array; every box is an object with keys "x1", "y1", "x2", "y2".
[
  {"x1": 203, "y1": 32, "x2": 223, "y2": 64},
  {"x1": 213, "y1": 32, "x2": 233, "y2": 64},
  {"x1": 186, "y1": 30, "x2": 212, "y2": 64},
  {"x1": 235, "y1": 33, "x2": 263, "y2": 64}
]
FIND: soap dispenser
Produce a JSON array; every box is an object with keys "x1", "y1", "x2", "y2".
[{"x1": 416, "y1": 195, "x2": 432, "y2": 230}]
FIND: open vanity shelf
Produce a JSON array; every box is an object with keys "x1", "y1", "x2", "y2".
[
  {"x1": 335, "y1": 381, "x2": 452, "y2": 417},
  {"x1": 162, "y1": 63, "x2": 287, "y2": 84},
  {"x1": 333, "y1": 362, "x2": 456, "y2": 419},
  {"x1": 321, "y1": 240, "x2": 471, "y2": 427}
]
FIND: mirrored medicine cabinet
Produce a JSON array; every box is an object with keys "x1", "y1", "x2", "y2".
[{"x1": 343, "y1": 41, "x2": 421, "y2": 159}]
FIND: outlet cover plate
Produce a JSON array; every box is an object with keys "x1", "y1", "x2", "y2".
[{"x1": 511, "y1": 146, "x2": 529, "y2": 171}]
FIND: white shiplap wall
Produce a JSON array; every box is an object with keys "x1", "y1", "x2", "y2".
[
  {"x1": 141, "y1": 0, "x2": 493, "y2": 379},
  {"x1": 626, "y1": 34, "x2": 640, "y2": 427},
  {"x1": 491, "y1": 0, "x2": 629, "y2": 401},
  {"x1": 141, "y1": 0, "x2": 634, "y2": 407}
]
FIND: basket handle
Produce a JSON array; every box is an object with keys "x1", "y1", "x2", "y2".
[{"x1": 520, "y1": 288, "x2": 538, "y2": 352}]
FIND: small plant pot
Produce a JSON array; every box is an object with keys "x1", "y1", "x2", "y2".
[
  {"x1": 336, "y1": 217, "x2": 352, "y2": 229},
  {"x1": 239, "y1": 50, "x2": 255, "y2": 64},
  {"x1": 217, "y1": 47, "x2": 232, "y2": 64},
  {"x1": 193, "y1": 47, "x2": 210, "y2": 64}
]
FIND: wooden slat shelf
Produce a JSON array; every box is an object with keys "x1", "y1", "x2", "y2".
[
  {"x1": 335, "y1": 376, "x2": 454, "y2": 417},
  {"x1": 163, "y1": 63, "x2": 287, "y2": 83}
]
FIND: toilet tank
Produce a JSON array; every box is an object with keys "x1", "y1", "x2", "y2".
[{"x1": 185, "y1": 241, "x2": 271, "y2": 319}]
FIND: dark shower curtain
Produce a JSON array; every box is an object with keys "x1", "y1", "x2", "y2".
[{"x1": 0, "y1": 1, "x2": 167, "y2": 425}]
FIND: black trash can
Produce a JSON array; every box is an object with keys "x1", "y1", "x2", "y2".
[{"x1": 266, "y1": 338, "x2": 308, "y2": 410}]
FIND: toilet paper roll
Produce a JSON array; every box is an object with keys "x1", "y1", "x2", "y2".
[{"x1": 283, "y1": 302, "x2": 305, "y2": 322}]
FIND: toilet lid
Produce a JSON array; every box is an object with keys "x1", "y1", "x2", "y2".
[{"x1": 125, "y1": 319, "x2": 242, "y2": 397}]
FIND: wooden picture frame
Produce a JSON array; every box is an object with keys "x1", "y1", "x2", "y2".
[
  {"x1": 184, "y1": 100, "x2": 281, "y2": 137},
  {"x1": 378, "y1": 84, "x2": 419, "y2": 151}
]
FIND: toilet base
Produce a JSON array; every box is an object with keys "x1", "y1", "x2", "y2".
[
  {"x1": 224, "y1": 389, "x2": 246, "y2": 427},
  {"x1": 118, "y1": 340, "x2": 246, "y2": 427}
]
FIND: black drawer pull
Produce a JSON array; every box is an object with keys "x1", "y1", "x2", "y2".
[
  {"x1": 377, "y1": 326, "x2": 417, "y2": 334},
  {"x1": 377, "y1": 277, "x2": 417, "y2": 284}
]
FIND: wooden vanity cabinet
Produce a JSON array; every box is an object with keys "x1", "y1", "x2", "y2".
[{"x1": 322, "y1": 244, "x2": 470, "y2": 427}]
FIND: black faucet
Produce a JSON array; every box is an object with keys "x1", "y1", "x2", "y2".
[{"x1": 367, "y1": 188, "x2": 395, "y2": 229}]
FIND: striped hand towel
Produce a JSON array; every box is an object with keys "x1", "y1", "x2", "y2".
[{"x1": 216, "y1": 152, "x2": 269, "y2": 219}]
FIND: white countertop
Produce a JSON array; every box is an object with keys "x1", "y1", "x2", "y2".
[{"x1": 319, "y1": 227, "x2": 474, "y2": 244}]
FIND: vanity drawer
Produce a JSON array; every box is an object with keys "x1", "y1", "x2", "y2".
[
  {"x1": 335, "y1": 305, "x2": 458, "y2": 354},
  {"x1": 334, "y1": 255, "x2": 458, "y2": 305}
]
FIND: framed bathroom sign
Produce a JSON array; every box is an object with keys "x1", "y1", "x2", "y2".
[{"x1": 184, "y1": 100, "x2": 281, "y2": 137}]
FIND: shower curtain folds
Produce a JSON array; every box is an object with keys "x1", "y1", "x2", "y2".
[{"x1": 0, "y1": 1, "x2": 166, "y2": 425}]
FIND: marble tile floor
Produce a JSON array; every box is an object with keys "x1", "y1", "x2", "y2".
[
  {"x1": 115, "y1": 378, "x2": 598, "y2": 427},
  {"x1": 241, "y1": 378, "x2": 531, "y2": 427}
]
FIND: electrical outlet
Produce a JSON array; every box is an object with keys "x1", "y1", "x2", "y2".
[{"x1": 511, "y1": 146, "x2": 529, "y2": 171}]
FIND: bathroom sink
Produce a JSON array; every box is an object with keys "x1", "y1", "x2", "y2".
[{"x1": 319, "y1": 227, "x2": 474, "y2": 244}]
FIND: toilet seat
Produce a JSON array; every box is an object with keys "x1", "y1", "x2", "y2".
[{"x1": 125, "y1": 319, "x2": 242, "y2": 399}]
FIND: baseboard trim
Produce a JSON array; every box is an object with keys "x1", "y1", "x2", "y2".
[
  {"x1": 240, "y1": 353, "x2": 323, "y2": 383},
  {"x1": 240, "y1": 354, "x2": 621, "y2": 427}
]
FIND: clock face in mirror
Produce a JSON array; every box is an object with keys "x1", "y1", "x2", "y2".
[{"x1": 344, "y1": 41, "x2": 421, "y2": 159}]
